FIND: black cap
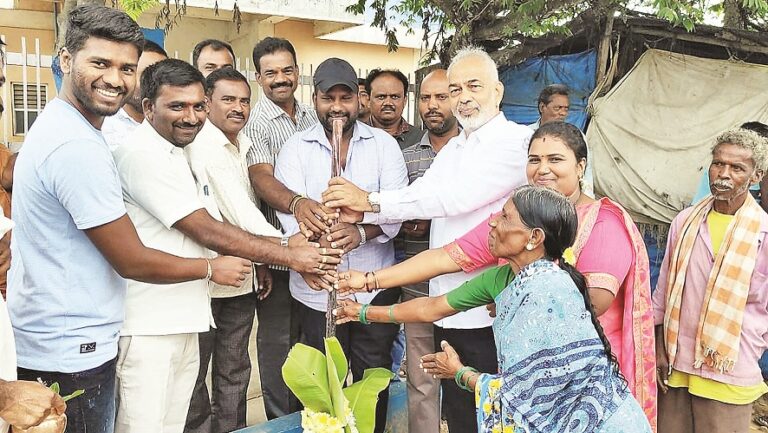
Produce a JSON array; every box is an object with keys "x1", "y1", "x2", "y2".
[{"x1": 313, "y1": 58, "x2": 357, "y2": 93}]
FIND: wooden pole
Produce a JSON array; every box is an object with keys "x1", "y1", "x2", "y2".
[{"x1": 326, "y1": 119, "x2": 344, "y2": 337}]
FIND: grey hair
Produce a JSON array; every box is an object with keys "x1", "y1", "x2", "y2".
[
  {"x1": 447, "y1": 46, "x2": 499, "y2": 82},
  {"x1": 712, "y1": 128, "x2": 768, "y2": 173}
]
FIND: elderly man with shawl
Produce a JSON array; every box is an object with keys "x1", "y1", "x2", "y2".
[{"x1": 653, "y1": 128, "x2": 768, "y2": 433}]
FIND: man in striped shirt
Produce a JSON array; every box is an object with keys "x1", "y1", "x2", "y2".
[
  {"x1": 399, "y1": 69, "x2": 460, "y2": 433},
  {"x1": 244, "y1": 37, "x2": 330, "y2": 419}
]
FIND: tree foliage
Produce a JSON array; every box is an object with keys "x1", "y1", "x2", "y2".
[
  {"x1": 347, "y1": 0, "x2": 768, "y2": 64},
  {"x1": 55, "y1": 0, "x2": 245, "y2": 51}
]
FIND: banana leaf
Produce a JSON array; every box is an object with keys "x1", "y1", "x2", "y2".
[
  {"x1": 325, "y1": 337, "x2": 348, "y2": 385},
  {"x1": 324, "y1": 338, "x2": 349, "y2": 431},
  {"x1": 281, "y1": 343, "x2": 333, "y2": 414},
  {"x1": 342, "y1": 368, "x2": 393, "y2": 433}
]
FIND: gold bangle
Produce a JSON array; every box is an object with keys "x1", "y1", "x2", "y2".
[
  {"x1": 204, "y1": 258, "x2": 212, "y2": 280},
  {"x1": 289, "y1": 195, "x2": 306, "y2": 214},
  {"x1": 372, "y1": 271, "x2": 380, "y2": 290}
]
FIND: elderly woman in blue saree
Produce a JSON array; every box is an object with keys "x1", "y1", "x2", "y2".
[{"x1": 333, "y1": 185, "x2": 651, "y2": 433}]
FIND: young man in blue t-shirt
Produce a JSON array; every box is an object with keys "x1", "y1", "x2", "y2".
[{"x1": 6, "y1": 6, "x2": 252, "y2": 433}]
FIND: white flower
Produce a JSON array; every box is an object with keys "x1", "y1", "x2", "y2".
[{"x1": 301, "y1": 408, "x2": 345, "y2": 433}]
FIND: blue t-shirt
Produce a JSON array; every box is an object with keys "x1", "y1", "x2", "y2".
[{"x1": 7, "y1": 98, "x2": 127, "y2": 373}]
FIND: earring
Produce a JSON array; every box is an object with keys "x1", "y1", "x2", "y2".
[{"x1": 525, "y1": 243, "x2": 534, "y2": 251}]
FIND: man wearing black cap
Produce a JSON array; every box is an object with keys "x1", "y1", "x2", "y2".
[{"x1": 273, "y1": 57, "x2": 408, "y2": 433}]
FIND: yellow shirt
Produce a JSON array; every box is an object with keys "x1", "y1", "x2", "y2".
[
  {"x1": 676, "y1": 211, "x2": 768, "y2": 404},
  {"x1": 707, "y1": 210, "x2": 735, "y2": 255},
  {"x1": 668, "y1": 370, "x2": 767, "y2": 404}
]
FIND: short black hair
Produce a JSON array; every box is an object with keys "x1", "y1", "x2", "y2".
[
  {"x1": 142, "y1": 39, "x2": 168, "y2": 58},
  {"x1": 365, "y1": 69, "x2": 408, "y2": 95},
  {"x1": 537, "y1": 84, "x2": 570, "y2": 107},
  {"x1": 741, "y1": 121, "x2": 768, "y2": 139},
  {"x1": 64, "y1": 5, "x2": 144, "y2": 56},
  {"x1": 252, "y1": 37, "x2": 297, "y2": 73},
  {"x1": 205, "y1": 67, "x2": 250, "y2": 95},
  {"x1": 141, "y1": 58, "x2": 206, "y2": 102},
  {"x1": 357, "y1": 77, "x2": 367, "y2": 87},
  {"x1": 192, "y1": 39, "x2": 235, "y2": 68}
]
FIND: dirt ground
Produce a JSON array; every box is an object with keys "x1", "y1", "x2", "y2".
[
  {"x1": 434, "y1": 397, "x2": 768, "y2": 432},
  {"x1": 752, "y1": 394, "x2": 768, "y2": 432}
]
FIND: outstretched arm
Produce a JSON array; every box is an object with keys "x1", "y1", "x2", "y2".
[
  {"x1": 337, "y1": 247, "x2": 462, "y2": 294},
  {"x1": 334, "y1": 295, "x2": 458, "y2": 324},
  {"x1": 335, "y1": 265, "x2": 514, "y2": 323},
  {"x1": 85, "y1": 215, "x2": 250, "y2": 286}
]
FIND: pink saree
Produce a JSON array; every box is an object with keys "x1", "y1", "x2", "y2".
[{"x1": 444, "y1": 198, "x2": 657, "y2": 430}]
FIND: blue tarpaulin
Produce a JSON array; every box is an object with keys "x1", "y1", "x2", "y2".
[{"x1": 499, "y1": 49, "x2": 597, "y2": 130}]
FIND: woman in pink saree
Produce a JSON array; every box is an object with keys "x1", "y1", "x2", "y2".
[
  {"x1": 335, "y1": 121, "x2": 657, "y2": 429},
  {"x1": 446, "y1": 122, "x2": 656, "y2": 427}
]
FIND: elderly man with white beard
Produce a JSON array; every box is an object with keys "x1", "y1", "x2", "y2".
[{"x1": 321, "y1": 47, "x2": 532, "y2": 433}]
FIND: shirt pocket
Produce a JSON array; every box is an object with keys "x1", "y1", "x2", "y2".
[{"x1": 747, "y1": 267, "x2": 768, "y2": 307}]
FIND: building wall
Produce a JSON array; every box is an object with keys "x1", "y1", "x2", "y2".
[
  {"x1": 0, "y1": 26, "x2": 56, "y2": 147},
  {"x1": 0, "y1": 9, "x2": 423, "y2": 146},
  {"x1": 135, "y1": 14, "x2": 251, "y2": 64},
  {"x1": 275, "y1": 19, "x2": 419, "y2": 80},
  {"x1": 275, "y1": 20, "x2": 421, "y2": 122}
]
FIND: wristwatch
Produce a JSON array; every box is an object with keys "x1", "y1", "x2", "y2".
[
  {"x1": 356, "y1": 224, "x2": 367, "y2": 246},
  {"x1": 367, "y1": 192, "x2": 381, "y2": 213}
]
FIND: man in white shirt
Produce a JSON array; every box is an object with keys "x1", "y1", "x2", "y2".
[
  {"x1": 322, "y1": 47, "x2": 532, "y2": 433},
  {"x1": 113, "y1": 59, "x2": 342, "y2": 433},
  {"x1": 275, "y1": 57, "x2": 408, "y2": 433},
  {"x1": 101, "y1": 39, "x2": 167, "y2": 150},
  {"x1": 183, "y1": 68, "x2": 279, "y2": 432}
]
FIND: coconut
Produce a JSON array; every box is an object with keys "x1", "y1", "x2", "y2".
[{"x1": 10, "y1": 414, "x2": 66, "y2": 433}]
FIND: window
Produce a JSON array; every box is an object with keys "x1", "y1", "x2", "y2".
[{"x1": 13, "y1": 83, "x2": 47, "y2": 135}]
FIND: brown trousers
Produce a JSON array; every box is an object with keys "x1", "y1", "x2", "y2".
[{"x1": 658, "y1": 386, "x2": 753, "y2": 433}]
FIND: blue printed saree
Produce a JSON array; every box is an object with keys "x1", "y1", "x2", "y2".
[{"x1": 475, "y1": 260, "x2": 651, "y2": 433}]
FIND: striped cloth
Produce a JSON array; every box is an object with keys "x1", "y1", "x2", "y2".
[
  {"x1": 663, "y1": 194, "x2": 763, "y2": 373},
  {"x1": 397, "y1": 132, "x2": 437, "y2": 297},
  {"x1": 243, "y1": 96, "x2": 318, "y2": 271}
]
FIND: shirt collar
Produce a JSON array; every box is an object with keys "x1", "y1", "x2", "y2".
[
  {"x1": 459, "y1": 112, "x2": 507, "y2": 146},
  {"x1": 418, "y1": 127, "x2": 462, "y2": 150},
  {"x1": 195, "y1": 121, "x2": 253, "y2": 157},
  {"x1": 418, "y1": 130, "x2": 433, "y2": 148},
  {"x1": 116, "y1": 107, "x2": 141, "y2": 126},
  {"x1": 395, "y1": 118, "x2": 412, "y2": 136},
  {"x1": 302, "y1": 121, "x2": 374, "y2": 150},
  {"x1": 196, "y1": 121, "x2": 230, "y2": 148},
  {"x1": 257, "y1": 95, "x2": 309, "y2": 121},
  {"x1": 371, "y1": 117, "x2": 412, "y2": 137},
  {"x1": 137, "y1": 120, "x2": 184, "y2": 154}
]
